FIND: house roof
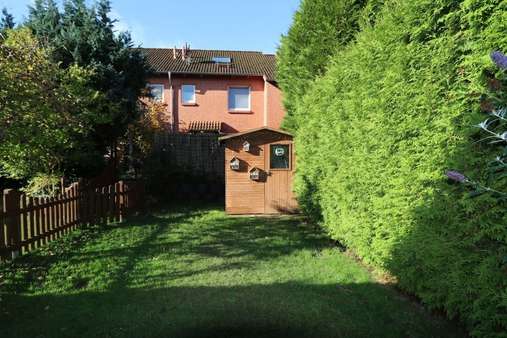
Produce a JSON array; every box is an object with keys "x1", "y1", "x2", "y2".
[
  {"x1": 140, "y1": 48, "x2": 278, "y2": 82},
  {"x1": 219, "y1": 127, "x2": 293, "y2": 142}
]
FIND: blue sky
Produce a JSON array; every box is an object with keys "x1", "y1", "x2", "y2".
[{"x1": 1, "y1": 0, "x2": 300, "y2": 53}]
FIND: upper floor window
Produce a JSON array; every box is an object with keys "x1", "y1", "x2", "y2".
[
  {"x1": 228, "y1": 87, "x2": 250, "y2": 112},
  {"x1": 182, "y1": 85, "x2": 196, "y2": 105},
  {"x1": 147, "y1": 84, "x2": 164, "y2": 102}
]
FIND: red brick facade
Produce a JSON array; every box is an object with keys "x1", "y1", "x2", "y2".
[{"x1": 147, "y1": 74, "x2": 286, "y2": 133}]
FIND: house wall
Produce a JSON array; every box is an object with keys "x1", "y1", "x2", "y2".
[
  {"x1": 147, "y1": 75, "x2": 285, "y2": 133},
  {"x1": 265, "y1": 80, "x2": 286, "y2": 129}
]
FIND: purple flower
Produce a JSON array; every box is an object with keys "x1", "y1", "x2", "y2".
[
  {"x1": 491, "y1": 51, "x2": 507, "y2": 70},
  {"x1": 446, "y1": 170, "x2": 467, "y2": 183}
]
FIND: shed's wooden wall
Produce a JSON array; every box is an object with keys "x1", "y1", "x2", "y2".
[{"x1": 224, "y1": 130, "x2": 295, "y2": 214}]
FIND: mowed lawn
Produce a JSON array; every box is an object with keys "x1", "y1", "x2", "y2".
[{"x1": 0, "y1": 205, "x2": 465, "y2": 338}]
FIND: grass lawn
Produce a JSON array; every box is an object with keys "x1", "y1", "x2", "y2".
[{"x1": 0, "y1": 205, "x2": 466, "y2": 338}]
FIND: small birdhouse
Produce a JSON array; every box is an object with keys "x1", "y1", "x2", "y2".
[
  {"x1": 230, "y1": 157, "x2": 240, "y2": 171},
  {"x1": 242, "y1": 140, "x2": 251, "y2": 152},
  {"x1": 249, "y1": 167, "x2": 261, "y2": 181}
]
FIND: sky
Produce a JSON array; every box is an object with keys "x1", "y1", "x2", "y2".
[{"x1": 0, "y1": 0, "x2": 300, "y2": 53}]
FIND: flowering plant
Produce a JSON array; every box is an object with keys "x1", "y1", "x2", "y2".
[{"x1": 447, "y1": 51, "x2": 507, "y2": 198}]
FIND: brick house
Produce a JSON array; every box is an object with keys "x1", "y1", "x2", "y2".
[{"x1": 141, "y1": 46, "x2": 286, "y2": 134}]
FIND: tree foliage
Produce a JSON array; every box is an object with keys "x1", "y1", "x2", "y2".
[
  {"x1": 281, "y1": 0, "x2": 507, "y2": 335},
  {"x1": 0, "y1": 8, "x2": 15, "y2": 32},
  {"x1": 0, "y1": 28, "x2": 107, "y2": 182},
  {"x1": 25, "y1": 0, "x2": 149, "y2": 177}
]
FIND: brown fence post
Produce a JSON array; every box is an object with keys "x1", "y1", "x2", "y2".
[
  {"x1": 116, "y1": 181, "x2": 124, "y2": 222},
  {"x1": 3, "y1": 189, "x2": 21, "y2": 259}
]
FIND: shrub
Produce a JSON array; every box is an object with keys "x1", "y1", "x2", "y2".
[{"x1": 288, "y1": 0, "x2": 507, "y2": 335}]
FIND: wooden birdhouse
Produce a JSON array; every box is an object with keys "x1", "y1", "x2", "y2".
[
  {"x1": 242, "y1": 140, "x2": 251, "y2": 152},
  {"x1": 230, "y1": 157, "x2": 240, "y2": 171},
  {"x1": 249, "y1": 167, "x2": 261, "y2": 181}
]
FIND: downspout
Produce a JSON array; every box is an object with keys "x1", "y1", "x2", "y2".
[
  {"x1": 167, "y1": 71, "x2": 175, "y2": 132},
  {"x1": 263, "y1": 75, "x2": 268, "y2": 127}
]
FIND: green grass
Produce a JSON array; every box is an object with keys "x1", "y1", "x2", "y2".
[{"x1": 0, "y1": 205, "x2": 466, "y2": 338}]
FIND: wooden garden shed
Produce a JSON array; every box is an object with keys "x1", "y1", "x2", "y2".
[{"x1": 219, "y1": 127, "x2": 298, "y2": 214}]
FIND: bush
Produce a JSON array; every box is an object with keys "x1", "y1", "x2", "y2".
[{"x1": 288, "y1": 0, "x2": 507, "y2": 336}]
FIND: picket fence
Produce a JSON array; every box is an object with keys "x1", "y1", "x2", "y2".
[{"x1": 0, "y1": 180, "x2": 144, "y2": 260}]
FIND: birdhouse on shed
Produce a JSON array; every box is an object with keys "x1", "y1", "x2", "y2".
[
  {"x1": 219, "y1": 127, "x2": 299, "y2": 215},
  {"x1": 242, "y1": 140, "x2": 251, "y2": 152},
  {"x1": 249, "y1": 167, "x2": 261, "y2": 181},
  {"x1": 230, "y1": 157, "x2": 240, "y2": 171}
]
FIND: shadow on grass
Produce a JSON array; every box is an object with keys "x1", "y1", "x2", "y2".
[
  {"x1": 2, "y1": 282, "x2": 463, "y2": 338},
  {"x1": 0, "y1": 204, "x2": 325, "y2": 292},
  {"x1": 0, "y1": 204, "x2": 467, "y2": 337}
]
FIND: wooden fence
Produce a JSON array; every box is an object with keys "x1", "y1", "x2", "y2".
[{"x1": 0, "y1": 180, "x2": 144, "y2": 261}]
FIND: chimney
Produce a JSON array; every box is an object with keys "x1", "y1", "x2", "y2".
[
  {"x1": 173, "y1": 46, "x2": 176, "y2": 59},
  {"x1": 181, "y1": 43, "x2": 191, "y2": 61}
]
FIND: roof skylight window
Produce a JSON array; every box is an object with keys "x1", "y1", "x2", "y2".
[{"x1": 212, "y1": 56, "x2": 232, "y2": 64}]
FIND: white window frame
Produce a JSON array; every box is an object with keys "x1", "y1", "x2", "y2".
[
  {"x1": 181, "y1": 84, "x2": 196, "y2": 105},
  {"x1": 228, "y1": 86, "x2": 251, "y2": 112},
  {"x1": 147, "y1": 83, "x2": 164, "y2": 102}
]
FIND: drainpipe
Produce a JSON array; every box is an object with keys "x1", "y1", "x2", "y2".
[
  {"x1": 167, "y1": 71, "x2": 175, "y2": 132},
  {"x1": 263, "y1": 75, "x2": 268, "y2": 127}
]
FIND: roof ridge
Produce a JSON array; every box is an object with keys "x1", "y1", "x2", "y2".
[{"x1": 139, "y1": 47, "x2": 271, "y2": 54}]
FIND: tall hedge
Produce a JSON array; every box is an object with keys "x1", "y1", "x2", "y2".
[
  {"x1": 276, "y1": 0, "x2": 370, "y2": 130},
  {"x1": 285, "y1": 0, "x2": 507, "y2": 336}
]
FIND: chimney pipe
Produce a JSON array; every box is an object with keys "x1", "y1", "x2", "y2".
[
  {"x1": 173, "y1": 46, "x2": 176, "y2": 59},
  {"x1": 181, "y1": 44, "x2": 185, "y2": 60}
]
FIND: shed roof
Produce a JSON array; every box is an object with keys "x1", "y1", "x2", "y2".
[
  {"x1": 219, "y1": 127, "x2": 293, "y2": 142},
  {"x1": 140, "y1": 48, "x2": 277, "y2": 82}
]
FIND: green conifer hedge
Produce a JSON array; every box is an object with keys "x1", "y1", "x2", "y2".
[{"x1": 280, "y1": 0, "x2": 507, "y2": 335}]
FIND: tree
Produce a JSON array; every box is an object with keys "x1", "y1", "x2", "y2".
[
  {"x1": 0, "y1": 28, "x2": 108, "y2": 184},
  {"x1": 0, "y1": 8, "x2": 15, "y2": 31},
  {"x1": 276, "y1": 0, "x2": 369, "y2": 131},
  {"x1": 25, "y1": 0, "x2": 150, "y2": 179}
]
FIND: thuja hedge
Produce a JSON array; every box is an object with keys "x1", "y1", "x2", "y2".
[
  {"x1": 290, "y1": 0, "x2": 507, "y2": 336},
  {"x1": 276, "y1": 0, "x2": 371, "y2": 130}
]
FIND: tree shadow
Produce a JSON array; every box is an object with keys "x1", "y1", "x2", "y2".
[
  {"x1": 0, "y1": 205, "x2": 326, "y2": 293},
  {"x1": 1, "y1": 282, "x2": 465, "y2": 338},
  {"x1": 0, "y1": 204, "x2": 468, "y2": 337}
]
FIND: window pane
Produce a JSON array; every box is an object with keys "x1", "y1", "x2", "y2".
[
  {"x1": 270, "y1": 144, "x2": 290, "y2": 169},
  {"x1": 148, "y1": 84, "x2": 163, "y2": 102},
  {"x1": 182, "y1": 85, "x2": 195, "y2": 103},
  {"x1": 212, "y1": 57, "x2": 231, "y2": 64},
  {"x1": 228, "y1": 87, "x2": 250, "y2": 110}
]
